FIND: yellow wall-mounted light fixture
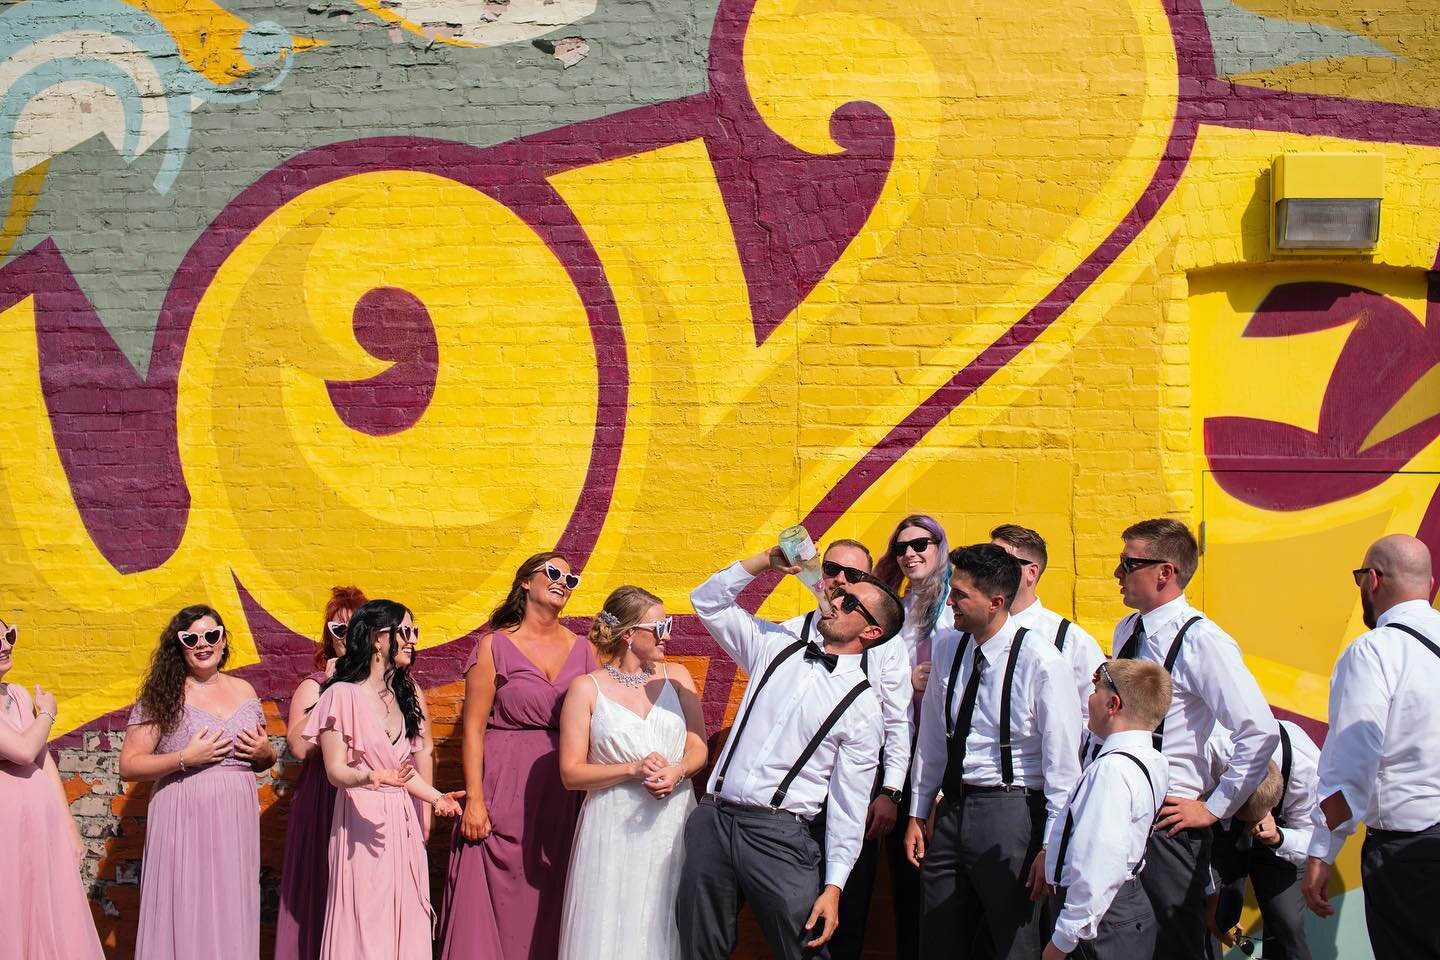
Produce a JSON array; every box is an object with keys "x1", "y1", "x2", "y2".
[{"x1": 1271, "y1": 153, "x2": 1383, "y2": 254}]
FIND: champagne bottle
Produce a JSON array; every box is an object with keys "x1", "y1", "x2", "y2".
[{"x1": 779, "y1": 524, "x2": 833, "y2": 615}]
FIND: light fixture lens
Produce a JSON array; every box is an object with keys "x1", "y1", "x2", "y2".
[{"x1": 1275, "y1": 198, "x2": 1380, "y2": 250}]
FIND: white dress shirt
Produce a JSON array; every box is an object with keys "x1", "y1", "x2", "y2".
[
  {"x1": 1309, "y1": 600, "x2": 1440, "y2": 863},
  {"x1": 782, "y1": 610, "x2": 912, "y2": 790},
  {"x1": 1203, "y1": 719, "x2": 1319, "y2": 867},
  {"x1": 1111, "y1": 595, "x2": 1279, "y2": 819},
  {"x1": 1010, "y1": 598, "x2": 1105, "y2": 725},
  {"x1": 1044, "y1": 729, "x2": 1169, "y2": 955},
  {"x1": 908, "y1": 615, "x2": 1082, "y2": 829},
  {"x1": 692, "y1": 563, "x2": 884, "y2": 888}
]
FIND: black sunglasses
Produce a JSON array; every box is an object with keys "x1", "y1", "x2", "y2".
[
  {"x1": 543, "y1": 562, "x2": 581, "y2": 591},
  {"x1": 326, "y1": 621, "x2": 348, "y2": 640},
  {"x1": 1352, "y1": 567, "x2": 1378, "y2": 588},
  {"x1": 178, "y1": 625, "x2": 225, "y2": 649},
  {"x1": 836, "y1": 590, "x2": 879, "y2": 627},
  {"x1": 891, "y1": 536, "x2": 937, "y2": 557},
  {"x1": 821, "y1": 560, "x2": 867, "y2": 584},
  {"x1": 1118, "y1": 555, "x2": 1166, "y2": 575},
  {"x1": 1095, "y1": 662, "x2": 1124, "y2": 706}
]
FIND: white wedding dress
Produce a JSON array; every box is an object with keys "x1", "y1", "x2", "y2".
[{"x1": 558, "y1": 671, "x2": 696, "y2": 960}]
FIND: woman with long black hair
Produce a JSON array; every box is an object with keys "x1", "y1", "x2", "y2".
[
  {"x1": 439, "y1": 552, "x2": 596, "y2": 960},
  {"x1": 119, "y1": 604, "x2": 275, "y2": 960},
  {"x1": 303, "y1": 598, "x2": 460, "y2": 959}
]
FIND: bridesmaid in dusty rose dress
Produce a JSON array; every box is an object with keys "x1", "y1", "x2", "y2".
[
  {"x1": 275, "y1": 585, "x2": 367, "y2": 960},
  {"x1": 119, "y1": 605, "x2": 276, "y2": 960},
  {"x1": 0, "y1": 617, "x2": 105, "y2": 960},
  {"x1": 439, "y1": 551, "x2": 596, "y2": 960},
  {"x1": 303, "y1": 599, "x2": 460, "y2": 960}
]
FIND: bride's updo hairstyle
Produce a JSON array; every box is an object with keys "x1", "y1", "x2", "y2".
[{"x1": 588, "y1": 586, "x2": 662, "y2": 662}]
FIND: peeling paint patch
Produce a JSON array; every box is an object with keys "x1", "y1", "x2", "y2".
[{"x1": 539, "y1": 35, "x2": 589, "y2": 67}]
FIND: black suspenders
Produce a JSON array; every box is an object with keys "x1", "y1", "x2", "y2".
[
  {"x1": 1274, "y1": 723, "x2": 1293, "y2": 826},
  {"x1": 1389, "y1": 622, "x2": 1440, "y2": 660},
  {"x1": 1052, "y1": 751, "x2": 1155, "y2": 884},
  {"x1": 999, "y1": 630, "x2": 1027, "y2": 784},
  {"x1": 942, "y1": 628, "x2": 1030, "y2": 786},
  {"x1": 1055, "y1": 618, "x2": 1072, "y2": 653},
  {"x1": 1152, "y1": 616, "x2": 1203, "y2": 751},
  {"x1": 712, "y1": 612, "x2": 871, "y2": 808}
]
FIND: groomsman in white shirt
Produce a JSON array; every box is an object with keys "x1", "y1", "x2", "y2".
[
  {"x1": 904, "y1": 544, "x2": 1081, "y2": 960},
  {"x1": 780, "y1": 540, "x2": 914, "y2": 960},
  {"x1": 683, "y1": 545, "x2": 904, "y2": 959},
  {"x1": 1302, "y1": 533, "x2": 1440, "y2": 960},
  {"x1": 1205, "y1": 718, "x2": 1320, "y2": 959},
  {"x1": 1042, "y1": 658, "x2": 1173, "y2": 960},
  {"x1": 991, "y1": 524, "x2": 1106, "y2": 724},
  {"x1": 1110, "y1": 517, "x2": 1279, "y2": 960}
]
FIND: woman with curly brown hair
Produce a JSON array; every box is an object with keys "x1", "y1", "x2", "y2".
[
  {"x1": 275, "y1": 585, "x2": 367, "y2": 960},
  {"x1": 119, "y1": 604, "x2": 275, "y2": 960},
  {"x1": 438, "y1": 552, "x2": 596, "y2": 960}
]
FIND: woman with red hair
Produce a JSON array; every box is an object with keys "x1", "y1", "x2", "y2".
[{"x1": 274, "y1": 586, "x2": 367, "y2": 960}]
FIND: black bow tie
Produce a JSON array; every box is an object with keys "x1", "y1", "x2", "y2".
[{"x1": 804, "y1": 643, "x2": 838, "y2": 673}]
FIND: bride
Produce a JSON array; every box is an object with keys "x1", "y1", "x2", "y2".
[{"x1": 557, "y1": 586, "x2": 708, "y2": 960}]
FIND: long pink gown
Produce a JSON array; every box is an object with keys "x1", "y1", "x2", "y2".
[
  {"x1": 304, "y1": 681, "x2": 432, "y2": 960},
  {"x1": 130, "y1": 697, "x2": 264, "y2": 960},
  {"x1": 0, "y1": 684, "x2": 105, "y2": 960},
  {"x1": 438, "y1": 631, "x2": 594, "y2": 960}
]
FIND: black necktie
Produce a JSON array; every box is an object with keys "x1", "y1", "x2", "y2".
[
  {"x1": 951, "y1": 646, "x2": 987, "y2": 771},
  {"x1": 803, "y1": 642, "x2": 838, "y2": 673},
  {"x1": 1117, "y1": 615, "x2": 1145, "y2": 660}
]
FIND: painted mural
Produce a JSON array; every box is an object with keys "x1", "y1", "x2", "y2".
[{"x1": 2, "y1": 0, "x2": 1439, "y2": 954}]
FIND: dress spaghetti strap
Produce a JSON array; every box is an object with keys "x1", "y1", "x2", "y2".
[{"x1": 589, "y1": 673, "x2": 602, "y2": 694}]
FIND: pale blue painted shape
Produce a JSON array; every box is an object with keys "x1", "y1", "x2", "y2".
[
  {"x1": 0, "y1": 0, "x2": 293, "y2": 195},
  {"x1": 1222, "y1": 885, "x2": 1373, "y2": 960},
  {"x1": 1200, "y1": 0, "x2": 1399, "y2": 79}
]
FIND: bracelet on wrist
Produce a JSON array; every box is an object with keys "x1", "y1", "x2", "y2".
[
  {"x1": 37, "y1": 710, "x2": 56, "y2": 722},
  {"x1": 177, "y1": 751, "x2": 187, "y2": 773}
]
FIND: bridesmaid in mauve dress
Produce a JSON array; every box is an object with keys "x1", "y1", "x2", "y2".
[
  {"x1": 0, "y1": 617, "x2": 106, "y2": 960},
  {"x1": 275, "y1": 585, "x2": 367, "y2": 960},
  {"x1": 303, "y1": 599, "x2": 461, "y2": 960},
  {"x1": 119, "y1": 605, "x2": 277, "y2": 960},
  {"x1": 439, "y1": 551, "x2": 596, "y2": 960}
]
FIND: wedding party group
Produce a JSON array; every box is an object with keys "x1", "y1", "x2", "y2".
[{"x1": 1, "y1": 514, "x2": 1437, "y2": 960}]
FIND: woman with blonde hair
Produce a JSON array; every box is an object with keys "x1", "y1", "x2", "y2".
[{"x1": 556, "y1": 586, "x2": 707, "y2": 959}]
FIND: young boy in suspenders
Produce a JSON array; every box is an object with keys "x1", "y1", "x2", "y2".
[
  {"x1": 683, "y1": 546, "x2": 905, "y2": 960},
  {"x1": 1043, "y1": 658, "x2": 1172, "y2": 960}
]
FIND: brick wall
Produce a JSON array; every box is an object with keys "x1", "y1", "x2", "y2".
[{"x1": 5, "y1": 0, "x2": 1440, "y2": 957}]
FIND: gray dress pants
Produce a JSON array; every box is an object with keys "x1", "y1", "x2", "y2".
[
  {"x1": 1138, "y1": 827, "x2": 1213, "y2": 960},
  {"x1": 677, "y1": 797, "x2": 829, "y2": 960},
  {"x1": 1064, "y1": 876, "x2": 1157, "y2": 960},
  {"x1": 918, "y1": 789, "x2": 1046, "y2": 960}
]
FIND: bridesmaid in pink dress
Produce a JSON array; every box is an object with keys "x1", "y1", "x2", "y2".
[
  {"x1": 304, "y1": 599, "x2": 461, "y2": 960},
  {"x1": 0, "y1": 617, "x2": 106, "y2": 960},
  {"x1": 275, "y1": 585, "x2": 367, "y2": 960},
  {"x1": 439, "y1": 552, "x2": 596, "y2": 960},
  {"x1": 119, "y1": 605, "x2": 277, "y2": 960}
]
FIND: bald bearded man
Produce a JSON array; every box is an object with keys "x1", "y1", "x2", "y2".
[{"x1": 1303, "y1": 534, "x2": 1440, "y2": 960}]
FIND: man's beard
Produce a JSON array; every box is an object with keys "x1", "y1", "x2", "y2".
[{"x1": 1361, "y1": 589, "x2": 1376, "y2": 629}]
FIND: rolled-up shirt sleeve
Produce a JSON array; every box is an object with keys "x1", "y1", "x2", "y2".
[
  {"x1": 1192, "y1": 630, "x2": 1281, "y2": 821},
  {"x1": 823, "y1": 705, "x2": 883, "y2": 889},
  {"x1": 1309, "y1": 641, "x2": 1388, "y2": 863}
]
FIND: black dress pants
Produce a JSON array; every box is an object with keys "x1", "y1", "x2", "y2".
[
  {"x1": 1137, "y1": 827, "x2": 1213, "y2": 960},
  {"x1": 1361, "y1": 824, "x2": 1440, "y2": 960}
]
